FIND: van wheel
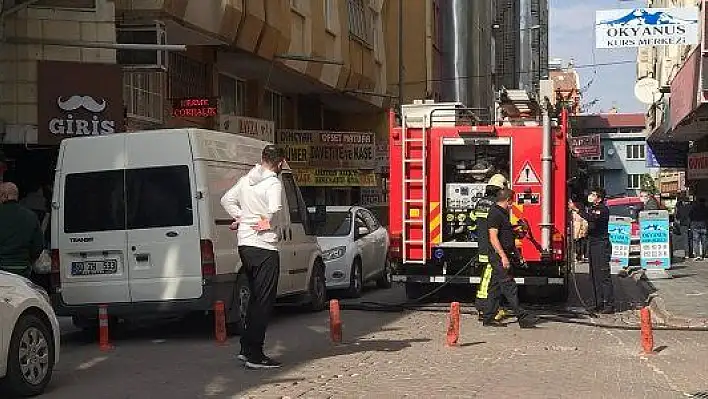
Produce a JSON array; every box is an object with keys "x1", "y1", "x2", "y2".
[
  {"x1": 346, "y1": 259, "x2": 364, "y2": 298},
  {"x1": 306, "y1": 260, "x2": 327, "y2": 312},
  {"x1": 376, "y1": 259, "x2": 393, "y2": 289},
  {"x1": 229, "y1": 273, "x2": 251, "y2": 334},
  {"x1": 1, "y1": 314, "x2": 55, "y2": 397}
]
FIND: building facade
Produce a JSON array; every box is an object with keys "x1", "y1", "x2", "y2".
[
  {"x1": 549, "y1": 58, "x2": 581, "y2": 114},
  {"x1": 574, "y1": 113, "x2": 653, "y2": 197},
  {"x1": 0, "y1": 0, "x2": 395, "y2": 208}
]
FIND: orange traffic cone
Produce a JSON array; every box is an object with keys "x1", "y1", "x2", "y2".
[
  {"x1": 214, "y1": 301, "x2": 228, "y2": 345},
  {"x1": 330, "y1": 299, "x2": 342, "y2": 343},
  {"x1": 446, "y1": 302, "x2": 461, "y2": 346},
  {"x1": 640, "y1": 306, "x2": 654, "y2": 355},
  {"x1": 98, "y1": 305, "x2": 113, "y2": 351}
]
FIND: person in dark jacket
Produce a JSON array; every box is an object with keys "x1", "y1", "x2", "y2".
[
  {"x1": 640, "y1": 190, "x2": 660, "y2": 211},
  {"x1": 675, "y1": 195, "x2": 693, "y2": 259},
  {"x1": 0, "y1": 182, "x2": 44, "y2": 278},
  {"x1": 689, "y1": 198, "x2": 708, "y2": 260},
  {"x1": 569, "y1": 188, "x2": 615, "y2": 314}
]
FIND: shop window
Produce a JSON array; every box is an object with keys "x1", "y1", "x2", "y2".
[
  {"x1": 64, "y1": 170, "x2": 125, "y2": 233},
  {"x1": 627, "y1": 173, "x2": 642, "y2": 190},
  {"x1": 218, "y1": 74, "x2": 246, "y2": 116},
  {"x1": 347, "y1": 0, "x2": 371, "y2": 45},
  {"x1": 31, "y1": 0, "x2": 96, "y2": 9},
  {"x1": 263, "y1": 90, "x2": 285, "y2": 129},
  {"x1": 169, "y1": 53, "x2": 209, "y2": 99},
  {"x1": 626, "y1": 144, "x2": 646, "y2": 160},
  {"x1": 123, "y1": 70, "x2": 165, "y2": 124},
  {"x1": 126, "y1": 166, "x2": 193, "y2": 230}
]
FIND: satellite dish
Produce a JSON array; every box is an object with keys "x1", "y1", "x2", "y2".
[{"x1": 634, "y1": 77, "x2": 660, "y2": 105}]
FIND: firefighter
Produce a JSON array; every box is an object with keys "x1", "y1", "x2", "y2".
[
  {"x1": 474, "y1": 173, "x2": 509, "y2": 321},
  {"x1": 481, "y1": 188, "x2": 536, "y2": 328},
  {"x1": 569, "y1": 188, "x2": 615, "y2": 314}
]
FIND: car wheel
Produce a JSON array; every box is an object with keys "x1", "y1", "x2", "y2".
[
  {"x1": 376, "y1": 259, "x2": 393, "y2": 289},
  {"x1": 229, "y1": 273, "x2": 250, "y2": 335},
  {"x1": 346, "y1": 259, "x2": 364, "y2": 298},
  {"x1": 2, "y1": 314, "x2": 55, "y2": 397},
  {"x1": 306, "y1": 259, "x2": 327, "y2": 312}
]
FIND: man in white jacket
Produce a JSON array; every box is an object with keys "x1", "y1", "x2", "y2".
[{"x1": 221, "y1": 145, "x2": 285, "y2": 369}]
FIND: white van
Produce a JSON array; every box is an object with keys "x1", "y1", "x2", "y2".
[{"x1": 49, "y1": 129, "x2": 327, "y2": 331}]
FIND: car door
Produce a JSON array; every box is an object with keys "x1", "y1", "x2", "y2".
[
  {"x1": 274, "y1": 183, "x2": 293, "y2": 295},
  {"x1": 281, "y1": 173, "x2": 312, "y2": 291},
  {"x1": 361, "y1": 209, "x2": 388, "y2": 276},
  {"x1": 354, "y1": 212, "x2": 377, "y2": 279}
]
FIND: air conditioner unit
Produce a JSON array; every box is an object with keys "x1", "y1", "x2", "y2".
[{"x1": 116, "y1": 21, "x2": 167, "y2": 71}]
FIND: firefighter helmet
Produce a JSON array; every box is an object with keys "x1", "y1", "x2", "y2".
[{"x1": 487, "y1": 174, "x2": 508, "y2": 189}]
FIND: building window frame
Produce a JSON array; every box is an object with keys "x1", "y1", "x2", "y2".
[
  {"x1": 168, "y1": 53, "x2": 209, "y2": 100},
  {"x1": 218, "y1": 73, "x2": 246, "y2": 117},
  {"x1": 625, "y1": 144, "x2": 646, "y2": 160},
  {"x1": 347, "y1": 0, "x2": 372, "y2": 46},
  {"x1": 263, "y1": 90, "x2": 285, "y2": 130},
  {"x1": 123, "y1": 70, "x2": 165, "y2": 124},
  {"x1": 627, "y1": 173, "x2": 642, "y2": 190},
  {"x1": 324, "y1": 0, "x2": 336, "y2": 32}
]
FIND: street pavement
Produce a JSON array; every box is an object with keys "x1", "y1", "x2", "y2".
[
  {"x1": 39, "y1": 273, "x2": 708, "y2": 399},
  {"x1": 646, "y1": 258, "x2": 708, "y2": 320}
]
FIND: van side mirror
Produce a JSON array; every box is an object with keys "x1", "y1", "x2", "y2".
[{"x1": 357, "y1": 226, "x2": 369, "y2": 238}]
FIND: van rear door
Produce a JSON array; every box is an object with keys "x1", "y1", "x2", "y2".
[
  {"x1": 59, "y1": 135, "x2": 130, "y2": 305},
  {"x1": 124, "y1": 132, "x2": 202, "y2": 302}
]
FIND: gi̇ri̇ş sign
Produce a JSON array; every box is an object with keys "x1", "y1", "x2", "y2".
[
  {"x1": 38, "y1": 61, "x2": 124, "y2": 145},
  {"x1": 595, "y1": 8, "x2": 699, "y2": 49}
]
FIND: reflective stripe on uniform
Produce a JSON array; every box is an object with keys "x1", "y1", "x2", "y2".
[
  {"x1": 476, "y1": 263, "x2": 493, "y2": 299},
  {"x1": 477, "y1": 254, "x2": 489, "y2": 263}
]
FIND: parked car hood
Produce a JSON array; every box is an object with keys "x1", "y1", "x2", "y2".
[{"x1": 316, "y1": 236, "x2": 351, "y2": 251}]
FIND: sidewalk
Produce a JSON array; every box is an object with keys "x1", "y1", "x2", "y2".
[{"x1": 638, "y1": 258, "x2": 708, "y2": 327}]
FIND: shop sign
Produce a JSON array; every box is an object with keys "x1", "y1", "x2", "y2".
[
  {"x1": 219, "y1": 115, "x2": 274, "y2": 142},
  {"x1": 595, "y1": 8, "x2": 699, "y2": 49},
  {"x1": 375, "y1": 143, "x2": 389, "y2": 173},
  {"x1": 646, "y1": 141, "x2": 688, "y2": 168},
  {"x1": 360, "y1": 187, "x2": 388, "y2": 206},
  {"x1": 172, "y1": 97, "x2": 218, "y2": 118},
  {"x1": 671, "y1": 47, "x2": 699, "y2": 130},
  {"x1": 570, "y1": 134, "x2": 601, "y2": 158},
  {"x1": 38, "y1": 61, "x2": 124, "y2": 145},
  {"x1": 277, "y1": 130, "x2": 376, "y2": 169},
  {"x1": 687, "y1": 152, "x2": 708, "y2": 180},
  {"x1": 292, "y1": 169, "x2": 377, "y2": 187}
]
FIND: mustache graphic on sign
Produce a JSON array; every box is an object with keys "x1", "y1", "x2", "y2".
[{"x1": 57, "y1": 95, "x2": 107, "y2": 113}]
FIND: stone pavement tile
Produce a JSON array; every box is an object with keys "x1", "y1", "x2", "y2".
[{"x1": 650, "y1": 260, "x2": 708, "y2": 318}]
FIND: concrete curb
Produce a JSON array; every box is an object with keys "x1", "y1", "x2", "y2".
[{"x1": 632, "y1": 270, "x2": 708, "y2": 328}]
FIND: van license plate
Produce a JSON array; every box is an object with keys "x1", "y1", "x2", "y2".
[{"x1": 71, "y1": 260, "x2": 118, "y2": 276}]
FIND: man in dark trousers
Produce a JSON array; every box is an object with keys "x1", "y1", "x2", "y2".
[
  {"x1": 221, "y1": 145, "x2": 286, "y2": 369},
  {"x1": 481, "y1": 188, "x2": 536, "y2": 328},
  {"x1": 474, "y1": 174, "x2": 508, "y2": 321},
  {"x1": 0, "y1": 182, "x2": 44, "y2": 278},
  {"x1": 569, "y1": 188, "x2": 615, "y2": 313}
]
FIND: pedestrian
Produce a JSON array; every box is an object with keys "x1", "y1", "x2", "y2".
[
  {"x1": 569, "y1": 188, "x2": 615, "y2": 314},
  {"x1": 481, "y1": 188, "x2": 536, "y2": 328},
  {"x1": 675, "y1": 194, "x2": 693, "y2": 260},
  {"x1": 473, "y1": 174, "x2": 509, "y2": 321},
  {"x1": 572, "y1": 209, "x2": 588, "y2": 262},
  {"x1": 0, "y1": 182, "x2": 44, "y2": 279},
  {"x1": 639, "y1": 190, "x2": 660, "y2": 211},
  {"x1": 689, "y1": 198, "x2": 708, "y2": 260},
  {"x1": 20, "y1": 183, "x2": 48, "y2": 222},
  {"x1": 220, "y1": 145, "x2": 286, "y2": 369}
]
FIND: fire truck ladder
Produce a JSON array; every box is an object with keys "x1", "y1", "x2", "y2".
[{"x1": 401, "y1": 113, "x2": 428, "y2": 264}]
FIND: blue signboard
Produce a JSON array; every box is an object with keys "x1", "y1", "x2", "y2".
[
  {"x1": 646, "y1": 141, "x2": 689, "y2": 168},
  {"x1": 639, "y1": 210, "x2": 671, "y2": 270},
  {"x1": 608, "y1": 216, "x2": 632, "y2": 273}
]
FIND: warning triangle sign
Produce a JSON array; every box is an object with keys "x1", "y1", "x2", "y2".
[{"x1": 516, "y1": 162, "x2": 541, "y2": 185}]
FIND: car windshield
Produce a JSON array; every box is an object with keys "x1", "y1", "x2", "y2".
[
  {"x1": 608, "y1": 204, "x2": 642, "y2": 220},
  {"x1": 314, "y1": 211, "x2": 352, "y2": 237}
]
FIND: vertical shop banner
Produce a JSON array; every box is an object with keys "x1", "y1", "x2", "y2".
[
  {"x1": 639, "y1": 210, "x2": 672, "y2": 270},
  {"x1": 608, "y1": 216, "x2": 632, "y2": 274}
]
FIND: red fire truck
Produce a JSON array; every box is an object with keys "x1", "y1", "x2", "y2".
[{"x1": 388, "y1": 98, "x2": 572, "y2": 302}]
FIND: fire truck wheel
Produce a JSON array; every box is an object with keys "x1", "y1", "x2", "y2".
[
  {"x1": 404, "y1": 282, "x2": 435, "y2": 302},
  {"x1": 346, "y1": 259, "x2": 364, "y2": 298}
]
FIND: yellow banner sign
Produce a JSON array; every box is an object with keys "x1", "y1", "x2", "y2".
[{"x1": 293, "y1": 169, "x2": 377, "y2": 187}]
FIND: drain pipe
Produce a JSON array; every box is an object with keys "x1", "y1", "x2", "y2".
[{"x1": 540, "y1": 100, "x2": 553, "y2": 253}]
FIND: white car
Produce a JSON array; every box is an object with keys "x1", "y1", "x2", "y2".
[
  {"x1": 0, "y1": 271, "x2": 60, "y2": 397},
  {"x1": 310, "y1": 206, "x2": 391, "y2": 297}
]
